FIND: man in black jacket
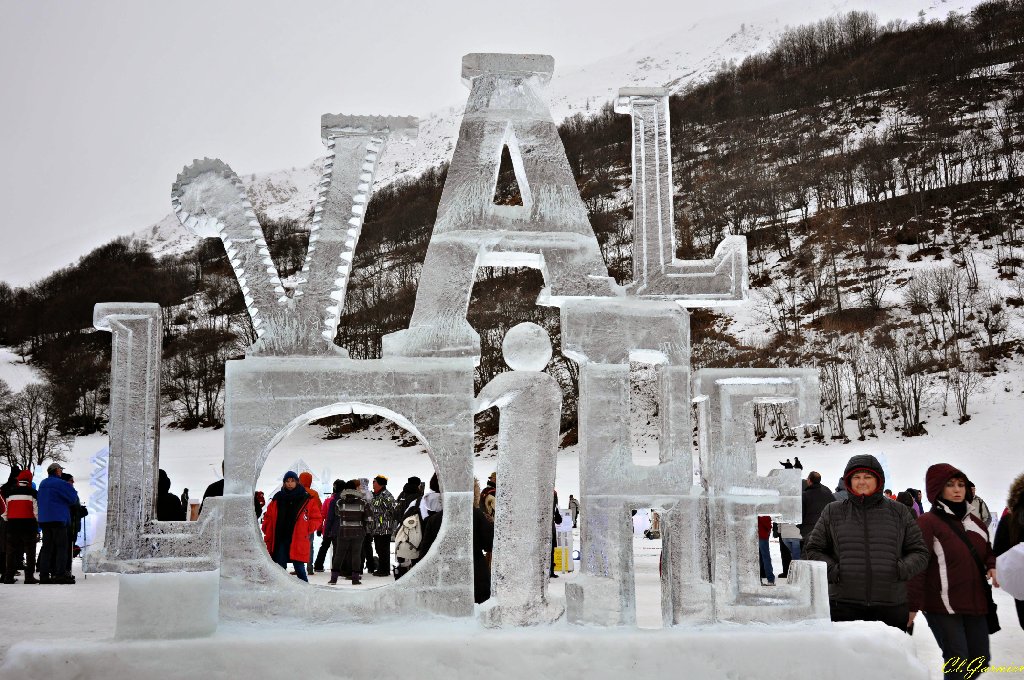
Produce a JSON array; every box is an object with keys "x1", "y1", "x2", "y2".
[
  {"x1": 804, "y1": 454, "x2": 930, "y2": 631},
  {"x1": 799, "y1": 471, "x2": 836, "y2": 541}
]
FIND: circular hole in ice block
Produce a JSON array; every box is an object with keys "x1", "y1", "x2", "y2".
[{"x1": 256, "y1": 405, "x2": 443, "y2": 589}]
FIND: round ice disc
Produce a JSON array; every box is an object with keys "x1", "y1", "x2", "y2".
[{"x1": 502, "y1": 322, "x2": 552, "y2": 372}]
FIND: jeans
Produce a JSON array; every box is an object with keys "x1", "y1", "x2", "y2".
[
  {"x1": 924, "y1": 612, "x2": 990, "y2": 680},
  {"x1": 758, "y1": 538, "x2": 774, "y2": 583},
  {"x1": 307, "y1": 534, "x2": 315, "y2": 568},
  {"x1": 272, "y1": 542, "x2": 308, "y2": 582},
  {"x1": 38, "y1": 522, "x2": 69, "y2": 578},
  {"x1": 781, "y1": 538, "x2": 801, "y2": 561},
  {"x1": 831, "y1": 600, "x2": 909, "y2": 632}
]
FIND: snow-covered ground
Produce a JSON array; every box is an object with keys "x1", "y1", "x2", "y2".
[{"x1": 0, "y1": 346, "x2": 42, "y2": 392}]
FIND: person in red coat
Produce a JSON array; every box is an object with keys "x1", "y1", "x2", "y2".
[
  {"x1": 909, "y1": 464, "x2": 998, "y2": 680},
  {"x1": 261, "y1": 471, "x2": 322, "y2": 582}
]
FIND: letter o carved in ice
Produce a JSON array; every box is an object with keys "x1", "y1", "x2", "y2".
[{"x1": 501, "y1": 322, "x2": 552, "y2": 372}]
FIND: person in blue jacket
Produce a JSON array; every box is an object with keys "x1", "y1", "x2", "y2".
[{"x1": 37, "y1": 462, "x2": 80, "y2": 584}]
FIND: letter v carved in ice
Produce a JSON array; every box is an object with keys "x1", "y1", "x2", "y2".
[{"x1": 171, "y1": 115, "x2": 417, "y2": 356}]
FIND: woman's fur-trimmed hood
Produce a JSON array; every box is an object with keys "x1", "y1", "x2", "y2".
[{"x1": 1009, "y1": 472, "x2": 1024, "y2": 511}]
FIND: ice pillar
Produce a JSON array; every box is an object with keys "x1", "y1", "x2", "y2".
[
  {"x1": 92, "y1": 303, "x2": 161, "y2": 561},
  {"x1": 562, "y1": 298, "x2": 708, "y2": 626},
  {"x1": 615, "y1": 87, "x2": 747, "y2": 303},
  {"x1": 693, "y1": 369, "x2": 829, "y2": 623},
  {"x1": 475, "y1": 323, "x2": 564, "y2": 626}
]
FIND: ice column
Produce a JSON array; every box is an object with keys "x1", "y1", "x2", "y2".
[
  {"x1": 172, "y1": 116, "x2": 417, "y2": 356},
  {"x1": 615, "y1": 88, "x2": 747, "y2": 303},
  {"x1": 92, "y1": 303, "x2": 161, "y2": 562},
  {"x1": 562, "y1": 299, "x2": 708, "y2": 626},
  {"x1": 475, "y1": 323, "x2": 564, "y2": 626},
  {"x1": 693, "y1": 369, "x2": 829, "y2": 623},
  {"x1": 383, "y1": 54, "x2": 617, "y2": 361}
]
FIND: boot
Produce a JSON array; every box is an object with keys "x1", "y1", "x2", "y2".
[
  {"x1": 350, "y1": 572, "x2": 361, "y2": 585},
  {"x1": 328, "y1": 571, "x2": 339, "y2": 585},
  {"x1": 24, "y1": 576, "x2": 38, "y2": 584}
]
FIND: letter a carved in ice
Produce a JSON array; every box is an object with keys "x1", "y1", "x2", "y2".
[
  {"x1": 172, "y1": 115, "x2": 417, "y2": 356},
  {"x1": 384, "y1": 54, "x2": 617, "y2": 361}
]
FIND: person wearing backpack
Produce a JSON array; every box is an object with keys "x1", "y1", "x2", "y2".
[
  {"x1": 393, "y1": 494, "x2": 424, "y2": 580},
  {"x1": 330, "y1": 480, "x2": 372, "y2": 585},
  {"x1": 909, "y1": 464, "x2": 999, "y2": 679}
]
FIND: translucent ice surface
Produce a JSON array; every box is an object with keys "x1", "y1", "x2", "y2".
[
  {"x1": 383, "y1": 54, "x2": 618, "y2": 361},
  {"x1": 172, "y1": 116, "x2": 417, "y2": 356}
]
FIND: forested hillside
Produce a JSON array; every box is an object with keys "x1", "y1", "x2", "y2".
[{"x1": 1, "y1": 0, "x2": 1022, "y2": 468}]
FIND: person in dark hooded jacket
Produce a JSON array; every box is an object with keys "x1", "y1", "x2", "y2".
[
  {"x1": 993, "y1": 470, "x2": 1024, "y2": 629},
  {"x1": 804, "y1": 454, "x2": 929, "y2": 631},
  {"x1": 909, "y1": 464, "x2": 997, "y2": 679},
  {"x1": 156, "y1": 469, "x2": 186, "y2": 521}
]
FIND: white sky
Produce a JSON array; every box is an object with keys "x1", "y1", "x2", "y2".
[{"x1": 0, "y1": 0, "x2": 784, "y2": 288}]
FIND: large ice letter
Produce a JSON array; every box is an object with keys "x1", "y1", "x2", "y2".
[
  {"x1": 384, "y1": 54, "x2": 618, "y2": 361},
  {"x1": 88, "y1": 303, "x2": 217, "y2": 572},
  {"x1": 693, "y1": 369, "x2": 829, "y2": 623},
  {"x1": 475, "y1": 322, "x2": 563, "y2": 626},
  {"x1": 172, "y1": 116, "x2": 417, "y2": 356},
  {"x1": 615, "y1": 88, "x2": 746, "y2": 303},
  {"x1": 562, "y1": 298, "x2": 707, "y2": 626}
]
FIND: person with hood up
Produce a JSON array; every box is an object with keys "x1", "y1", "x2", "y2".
[
  {"x1": 298, "y1": 471, "x2": 321, "y2": 573},
  {"x1": 993, "y1": 471, "x2": 1024, "y2": 629},
  {"x1": 330, "y1": 480, "x2": 372, "y2": 585},
  {"x1": 909, "y1": 464, "x2": 998, "y2": 679},
  {"x1": 156, "y1": 469, "x2": 186, "y2": 521},
  {"x1": 261, "y1": 471, "x2": 321, "y2": 582},
  {"x1": 804, "y1": 454, "x2": 929, "y2": 631},
  {"x1": 394, "y1": 476, "x2": 422, "y2": 520},
  {"x1": 834, "y1": 477, "x2": 850, "y2": 502},
  {"x1": 2, "y1": 470, "x2": 38, "y2": 584}
]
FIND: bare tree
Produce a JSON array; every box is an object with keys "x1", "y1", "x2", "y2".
[
  {"x1": 0, "y1": 383, "x2": 73, "y2": 471},
  {"x1": 947, "y1": 357, "x2": 983, "y2": 424}
]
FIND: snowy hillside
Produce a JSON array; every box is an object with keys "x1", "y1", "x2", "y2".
[{"x1": 137, "y1": 0, "x2": 988, "y2": 259}]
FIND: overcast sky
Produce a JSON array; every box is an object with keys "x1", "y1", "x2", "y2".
[{"x1": 0, "y1": 0, "x2": 787, "y2": 287}]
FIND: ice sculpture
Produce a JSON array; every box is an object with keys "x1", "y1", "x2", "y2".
[
  {"x1": 383, "y1": 54, "x2": 618, "y2": 361},
  {"x1": 692, "y1": 369, "x2": 829, "y2": 623},
  {"x1": 172, "y1": 115, "x2": 417, "y2": 356},
  {"x1": 562, "y1": 298, "x2": 706, "y2": 626},
  {"x1": 85, "y1": 51, "x2": 836, "y2": 639},
  {"x1": 614, "y1": 88, "x2": 747, "y2": 303},
  {"x1": 476, "y1": 323, "x2": 563, "y2": 626},
  {"x1": 87, "y1": 303, "x2": 217, "y2": 572}
]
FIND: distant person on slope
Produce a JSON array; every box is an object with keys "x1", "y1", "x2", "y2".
[
  {"x1": 804, "y1": 454, "x2": 928, "y2": 631},
  {"x1": 993, "y1": 471, "x2": 1024, "y2": 630},
  {"x1": 261, "y1": 471, "x2": 321, "y2": 583}
]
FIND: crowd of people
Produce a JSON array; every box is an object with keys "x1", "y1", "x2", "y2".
[{"x1": 0, "y1": 462, "x2": 87, "y2": 585}]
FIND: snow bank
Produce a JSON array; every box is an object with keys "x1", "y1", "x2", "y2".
[
  {"x1": 2, "y1": 620, "x2": 927, "y2": 680},
  {"x1": 116, "y1": 570, "x2": 219, "y2": 640}
]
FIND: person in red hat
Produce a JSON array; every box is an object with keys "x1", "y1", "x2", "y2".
[
  {"x1": 2, "y1": 470, "x2": 39, "y2": 584},
  {"x1": 909, "y1": 464, "x2": 998, "y2": 679},
  {"x1": 804, "y1": 454, "x2": 929, "y2": 630}
]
